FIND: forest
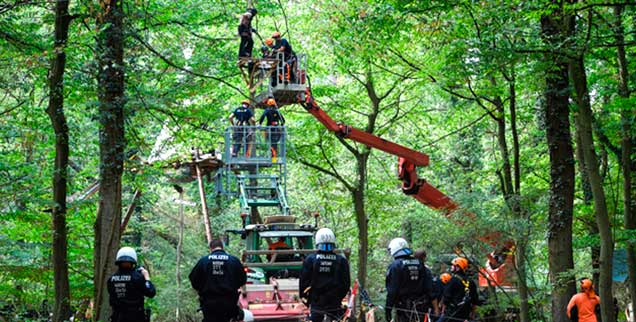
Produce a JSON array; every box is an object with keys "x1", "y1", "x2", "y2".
[{"x1": 1, "y1": 0, "x2": 636, "y2": 321}]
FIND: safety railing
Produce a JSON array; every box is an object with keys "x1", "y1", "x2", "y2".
[{"x1": 224, "y1": 125, "x2": 287, "y2": 165}]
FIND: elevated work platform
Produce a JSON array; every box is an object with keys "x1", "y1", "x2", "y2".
[
  {"x1": 215, "y1": 125, "x2": 288, "y2": 216},
  {"x1": 238, "y1": 52, "x2": 308, "y2": 107}
]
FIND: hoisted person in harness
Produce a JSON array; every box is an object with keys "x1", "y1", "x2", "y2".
[
  {"x1": 385, "y1": 238, "x2": 433, "y2": 322},
  {"x1": 439, "y1": 257, "x2": 478, "y2": 322},
  {"x1": 229, "y1": 99, "x2": 255, "y2": 158}
]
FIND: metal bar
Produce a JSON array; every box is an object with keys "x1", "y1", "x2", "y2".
[
  {"x1": 245, "y1": 261, "x2": 304, "y2": 268},
  {"x1": 344, "y1": 126, "x2": 429, "y2": 167},
  {"x1": 304, "y1": 96, "x2": 429, "y2": 166},
  {"x1": 243, "y1": 248, "x2": 351, "y2": 256}
]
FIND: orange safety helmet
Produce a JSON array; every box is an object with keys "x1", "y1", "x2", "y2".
[
  {"x1": 241, "y1": 99, "x2": 250, "y2": 106},
  {"x1": 451, "y1": 257, "x2": 469, "y2": 271},
  {"x1": 272, "y1": 31, "x2": 281, "y2": 38},
  {"x1": 265, "y1": 38, "x2": 274, "y2": 46},
  {"x1": 440, "y1": 272, "x2": 452, "y2": 284},
  {"x1": 266, "y1": 98, "x2": 277, "y2": 106},
  {"x1": 580, "y1": 278, "x2": 593, "y2": 292}
]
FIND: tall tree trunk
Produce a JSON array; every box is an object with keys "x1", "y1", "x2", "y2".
[
  {"x1": 570, "y1": 56, "x2": 615, "y2": 322},
  {"x1": 176, "y1": 187, "x2": 185, "y2": 322},
  {"x1": 615, "y1": 4, "x2": 636, "y2": 316},
  {"x1": 46, "y1": 1, "x2": 72, "y2": 320},
  {"x1": 93, "y1": 0, "x2": 126, "y2": 320},
  {"x1": 575, "y1": 128, "x2": 601, "y2": 284},
  {"x1": 540, "y1": 5, "x2": 577, "y2": 322},
  {"x1": 353, "y1": 188, "x2": 368, "y2": 287},
  {"x1": 353, "y1": 149, "x2": 370, "y2": 287},
  {"x1": 507, "y1": 82, "x2": 530, "y2": 322}
]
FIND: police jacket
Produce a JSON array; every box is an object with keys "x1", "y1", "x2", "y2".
[
  {"x1": 385, "y1": 254, "x2": 433, "y2": 310},
  {"x1": 441, "y1": 271, "x2": 478, "y2": 319},
  {"x1": 232, "y1": 106, "x2": 253, "y2": 125},
  {"x1": 259, "y1": 107, "x2": 285, "y2": 126},
  {"x1": 107, "y1": 268, "x2": 156, "y2": 311},
  {"x1": 189, "y1": 249, "x2": 247, "y2": 301},
  {"x1": 299, "y1": 251, "x2": 350, "y2": 308}
]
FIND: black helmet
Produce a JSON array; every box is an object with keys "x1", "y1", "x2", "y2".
[{"x1": 247, "y1": 8, "x2": 257, "y2": 16}]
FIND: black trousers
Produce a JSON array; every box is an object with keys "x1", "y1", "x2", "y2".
[
  {"x1": 310, "y1": 306, "x2": 344, "y2": 322},
  {"x1": 239, "y1": 36, "x2": 253, "y2": 58},
  {"x1": 200, "y1": 298, "x2": 239, "y2": 322},
  {"x1": 111, "y1": 307, "x2": 145, "y2": 322}
]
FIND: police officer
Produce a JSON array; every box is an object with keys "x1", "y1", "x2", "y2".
[
  {"x1": 439, "y1": 257, "x2": 478, "y2": 322},
  {"x1": 107, "y1": 247, "x2": 156, "y2": 322},
  {"x1": 189, "y1": 239, "x2": 247, "y2": 322},
  {"x1": 385, "y1": 238, "x2": 433, "y2": 322},
  {"x1": 300, "y1": 228, "x2": 351, "y2": 322},
  {"x1": 259, "y1": 98, "x2": 285, "y2": 158},
  {"x1": 229, "y1": 99, "x2": 255, "y2": 157}
]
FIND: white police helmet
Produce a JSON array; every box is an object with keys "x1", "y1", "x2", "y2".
[
  {"x1": 388, "y1": 238, "x2": 409, "y2": 257},
  {"x1": 115, "y1": 246, "x2": 138, "y2": 264},
  {"x1": 315, "y1": 228, "x2": 336, "y2": 245}
]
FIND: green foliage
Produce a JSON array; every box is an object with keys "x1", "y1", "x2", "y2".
[{"x1": 2, "y1": 0, "x2": 636, "y2": 320}]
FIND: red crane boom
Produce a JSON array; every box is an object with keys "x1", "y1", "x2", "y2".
[{"x1": 300, "y1": 89, "x2": 513, "y2": 288}]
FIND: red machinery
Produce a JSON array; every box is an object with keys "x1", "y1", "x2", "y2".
[{"x1": 299, "y1": 89, "x2": 515, "y2": 288}]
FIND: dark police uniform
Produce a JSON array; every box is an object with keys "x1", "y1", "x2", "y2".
[
  {"x1": 189, "y1": 249, "x2": 247, "y2": 322},
  {"x1": 385, "y1": 255, "x2": 433, "y2": 322},
  {"x1": 440, "y1": 272, "x2": 478, "y2": 322},
  {"x1": 300, "y1": 251, "x2": 351, "y2": 322},
  {"x1": 259, "y1": 107, "x2": 285, "y2": 155},
  {"x1": 231, "y1": 106, "x2": 254, "y2": 157},
  {"x1": 107, "y1": 268, "x2": 156, "y2": 322}
]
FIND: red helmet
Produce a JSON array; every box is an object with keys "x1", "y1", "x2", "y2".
[
  {"x1": 265, "y1": 38, "x2": 274, "y2": 46},
  {"x1": 272, "y1": 31, "x2": 281, "y2": 38},
  {"x1": 452, "y1": 257, "x2": 469, "y2": 271},
  {"x1": 440, "y1": 272, "x2": 452, "y2": 284},
  {"x1": 266, "y1": 98, "x2": 276, "y2": 106}
]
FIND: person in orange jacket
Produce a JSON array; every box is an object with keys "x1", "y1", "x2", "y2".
[{"x1": 567, "y1": 278, "x2": 600, "y2": 322}]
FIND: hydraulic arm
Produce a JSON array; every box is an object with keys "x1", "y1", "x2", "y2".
[{"x1": 301, "y1": 90, "x2": 514, "y2": 287}]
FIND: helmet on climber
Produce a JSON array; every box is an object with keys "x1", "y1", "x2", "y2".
[{"x1": 451, "y1": 256, "x2": 469, "y2": 271}]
